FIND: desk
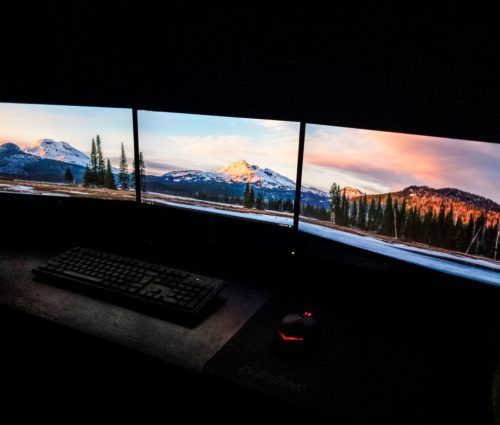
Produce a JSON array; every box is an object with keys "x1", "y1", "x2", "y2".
[{"x1": 0, "y1": 247, "x2": 268, "y2": 372}]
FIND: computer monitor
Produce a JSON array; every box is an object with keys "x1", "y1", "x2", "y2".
[
  {"x1": 299, "y1": 123, "x2": 500, "y2": 283},
  {"x1": 0, "y1": 102, "x2": 134, "y2": 200},
  {"x1": 137, "y1": 110, "x2": 300, "y2": 227}
]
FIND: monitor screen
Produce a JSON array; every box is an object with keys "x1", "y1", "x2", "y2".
[
  {"x1": 300, "y1": 124, "x2": 500, "y2": 283},
  {"x1": 137, "y1": 110, "x2": 300, "y2": 227},
  {"x1": 0, "y1": 102, "x2": 134, "y2": 200}
]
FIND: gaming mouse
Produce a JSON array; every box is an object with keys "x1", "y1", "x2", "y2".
[{"x1": 276, "y1": 311, "x2": 319, "y2": 348}]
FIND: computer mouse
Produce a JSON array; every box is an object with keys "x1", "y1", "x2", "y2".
[{"x1": 276, "y1": 311, "x2": 319, "y2": 348}]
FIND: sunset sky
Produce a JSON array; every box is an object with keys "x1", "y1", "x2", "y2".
[
  {"x1": 303, "y1": 124, "x2": 500, "y2": 203},
  {"x1": 138, "y1": 110, "x2": 300, "y2": 178},
  {"x1": 0, "y1": 103, "x2": 134, "y2": 167}
]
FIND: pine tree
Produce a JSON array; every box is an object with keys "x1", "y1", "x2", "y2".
[
  {"x1": 64, "y1": 166, "x2": 74, "y2": 183},
  {"x1": 90, "y1": 138, "x2": 98, "y2": 175},
  {"x1": 340, "y1": 193, "x2": 349, "y2": 226},
  {"x1": 351, "y1": 200, "x2": 358, "y2": 226},
  {"x1": 376, "y1": 195, "x2": 383, "y2": 232},
  {"x1": 367, "y1": 197, "x2": 377, "y2": 231},
  {"x1": 397, "y1": 198, "x2": 407, "y2": 238},
  {"x1": 464, "y1": 213, "x2": 475, "y2": 251},
  {"x1": 494, "y1": 221, "x2": 500, "y2": 260},
  {"x1": 405, "y1": 206, "x2": 416, "y2": 240},
  {"x1": 329, "y1": 183, "x2": 341, "y2": 224},
  {"x1": 83, "y1": 165, "x2": 92, "y2": 187},
  {"x1": 393, "y1": 199, "x2": 399, "y2": 238},
  {"x1": 436, "y1": 204, "x2": 446, "y2": 247},
  {"x1": 454, "y1": 215, "x2": 465, "y2": 251},
  {"x1": 382, "y1": 193, "x2": 395, "y2": 236},
  {"x1": 357, "y1": 195, "x2": 367, "y2": 229},
  {"x1": 104, "y1": 159, "x2": 117, "y2": 189},
  {"x1": 421, "y1": 210, "x2": 434, "y2": 244},
  {"x1": 139, "y1": 151, "x2": 147, "y2": 192},
  {"x1": 119, "y1": 142, "x2": 129, "y2": 190},
  {"x1": 256, "y1": 191, "x2": 264, "y2": 210},
  {"x1": 243, "y1": 181, "x2": 255, "y2": 208},
  {"x1": 443, "y1": 205, "x2": 455, "y2": 249},
  {"x1": 96, "y1": 135, "x2": 106, "y2": 186}
]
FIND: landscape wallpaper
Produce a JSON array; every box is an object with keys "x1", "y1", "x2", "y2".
[
  {"x1": 1, "y1": 103, "x2": 498, "y2": 279},
  {"x1": 300, "y1": 124, "x2": 500, "y2": 267},
  {"x1": 0, "y1": 103, "x2": 135, "y2": 199},
  {"x1": 137, "y1": 110, "x2": 300, "y2": 226}
]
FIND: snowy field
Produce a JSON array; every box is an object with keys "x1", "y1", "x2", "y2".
[
  {"x1": 0, "y1": 179, "x2": 135, "y2": 200},
  {"x1": 299, "y1": 221, "x2": 500, "y2": 286},
  {"x1": 146, "y1": 198, "x2": 294, "y2": 226},
  {"x1": 144, "y1": 192, "x2": 245, "y2": 209}
]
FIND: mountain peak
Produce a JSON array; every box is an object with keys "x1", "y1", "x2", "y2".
[
  {"x1": 341, "y1": 187, "x2": 365, "y2": 198},
  {"x1": 0, "y1": 142, "x2": 24, "y2": 154},
  {"x1": 218, "y1": 159, "x2": 253, "y2": 176},
  {"x1": 217, "y1": 159, "x2": 256, "y2": 182},
  {"x1": 24, "y1": 138, "x2": 89, "y2": 167},
  {"x1": 216, "y1": 159, "x2": 295, "y2": 188}
]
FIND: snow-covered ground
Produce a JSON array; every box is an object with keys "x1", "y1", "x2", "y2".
[
  {"x1": 299, "y1": 221, "x2": 500, "y2": 286},
  {"x1": 0, "y1": 184, "x2": 36, "y2": 192},
  {"x1": 0, "y1": 183, "x2": 72, "y2": 197},
  {"x1": 144, "y1": 192, "x2": 245, "y2": 209},
  {"x1": 147, "y1": 198, "x2": 294, "y2": 226},
  {"x1": 40, "y1": 192, "x2": 70, "y2": 197}
]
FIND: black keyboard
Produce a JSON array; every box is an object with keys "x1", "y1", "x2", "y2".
[{"x1": 33, "y1": 247, "x2": 226, "y2": 321}]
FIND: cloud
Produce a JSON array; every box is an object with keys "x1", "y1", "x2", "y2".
[
  {"x1": 143, "y1": 160, "x2": 189, "y2": 175},
  {"x1": 303, "y1": 125, "x2": 500, "y2": 202}
]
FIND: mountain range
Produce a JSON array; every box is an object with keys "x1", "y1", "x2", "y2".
[
  {"x1": 24, "y1": 138, "x2": 90, "y2": 167},
  {"x1": 1, "y1": 140, "x2": 499, "y2": 224},
  {"x1": 144, "y1": 159, "x2": 308, "y2": 202},
  {"x1": 0, "y1": 139, "x2": 119, "y2": 183},
  {"x1": 0, "y1": 141, "x2": 88, "y2": 183},
  {"x1": 360, "y1": 185, "x2": 500, "y2": 225}
]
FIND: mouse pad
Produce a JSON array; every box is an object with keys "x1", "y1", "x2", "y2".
[{"x1": 204, "y1": 293, "x2": 491, "y2": 423}]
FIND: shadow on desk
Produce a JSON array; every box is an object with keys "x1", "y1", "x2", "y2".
[{"x1": 0, "y1": 305, "x2": 326, "y2": 424}]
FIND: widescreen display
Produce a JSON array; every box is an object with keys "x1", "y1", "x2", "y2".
[
  {"x1": 299, "y1": 124, "x2": 500, "y2": 281},
  {"x1": 0, "y1": 102, "x2": 134, "y2": 199},
  {"x1": 138, "y1": 110, "x2": 300, "y2": 226}
]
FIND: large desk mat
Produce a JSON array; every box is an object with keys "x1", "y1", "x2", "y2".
[{"x1": 205, "y1": 291, "x2": 494, "y2": 424}]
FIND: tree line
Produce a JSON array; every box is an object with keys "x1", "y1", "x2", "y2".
[
  {"x1": 242, "y1": 181, "x2": 294, "y2": 212},
  {"x1": 185, "y1": 181, "x2": 294, "y2": 213},
  {"x1": 301, "y1": 182, "x2": 500, "y2": 260},
  {"x1": 63, "y1": 135, "x2": 146, "y2": 191}
]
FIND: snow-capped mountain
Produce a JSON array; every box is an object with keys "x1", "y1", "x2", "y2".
[
  {"x1": 145, "y1": 160, "x2": 303, "y2": 202},
  {"x1": 24, "y1": 139, "x2": 89, "y2": 167},
  {"x1": 157, "y1": 160, "x2": 296, "y2": 189},
  {"x1": 217, "y1": 159, "x2": 296, "y2": 188},
  {"x1": 158, "y1": 169, "x2": 226, "y2": 183},
  {"x1": 340, "y1": 187, "x2": 365, "y2": 198},
  {"x1": 0, "y1": 142, "x2": 87, "y2": 182}
]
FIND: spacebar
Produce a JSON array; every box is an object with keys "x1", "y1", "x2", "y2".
[{"x1": 62, "y1": 270, "x2": 103, "y2": 283}]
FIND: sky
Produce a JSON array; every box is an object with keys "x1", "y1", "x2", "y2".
[
  {"x1": 302, "y1": 124, "x2": 500, "y2": 203},
  {"x1": 137, "y1": 110, "x2": 300, "y2": 178},
  {"x1": 0, "y1": 103, "x2": 134, "y2": 167}
]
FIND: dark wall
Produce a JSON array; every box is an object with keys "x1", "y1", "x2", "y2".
[{"x1": 1, "y1": 8, "x2": 499, "y2": 143}]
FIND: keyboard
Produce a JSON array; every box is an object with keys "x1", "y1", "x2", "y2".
[{"x1": 33, "y1": 247, "x2": 226, "y2": 321}]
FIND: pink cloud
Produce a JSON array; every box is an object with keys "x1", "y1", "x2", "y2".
[{"x1": 303, "y1": 125, "x2": 500, "y2": 202}]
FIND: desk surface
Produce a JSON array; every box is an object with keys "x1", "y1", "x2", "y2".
[{"x1": 0, "y1": 247, "x2": 268, "y2": 372}]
